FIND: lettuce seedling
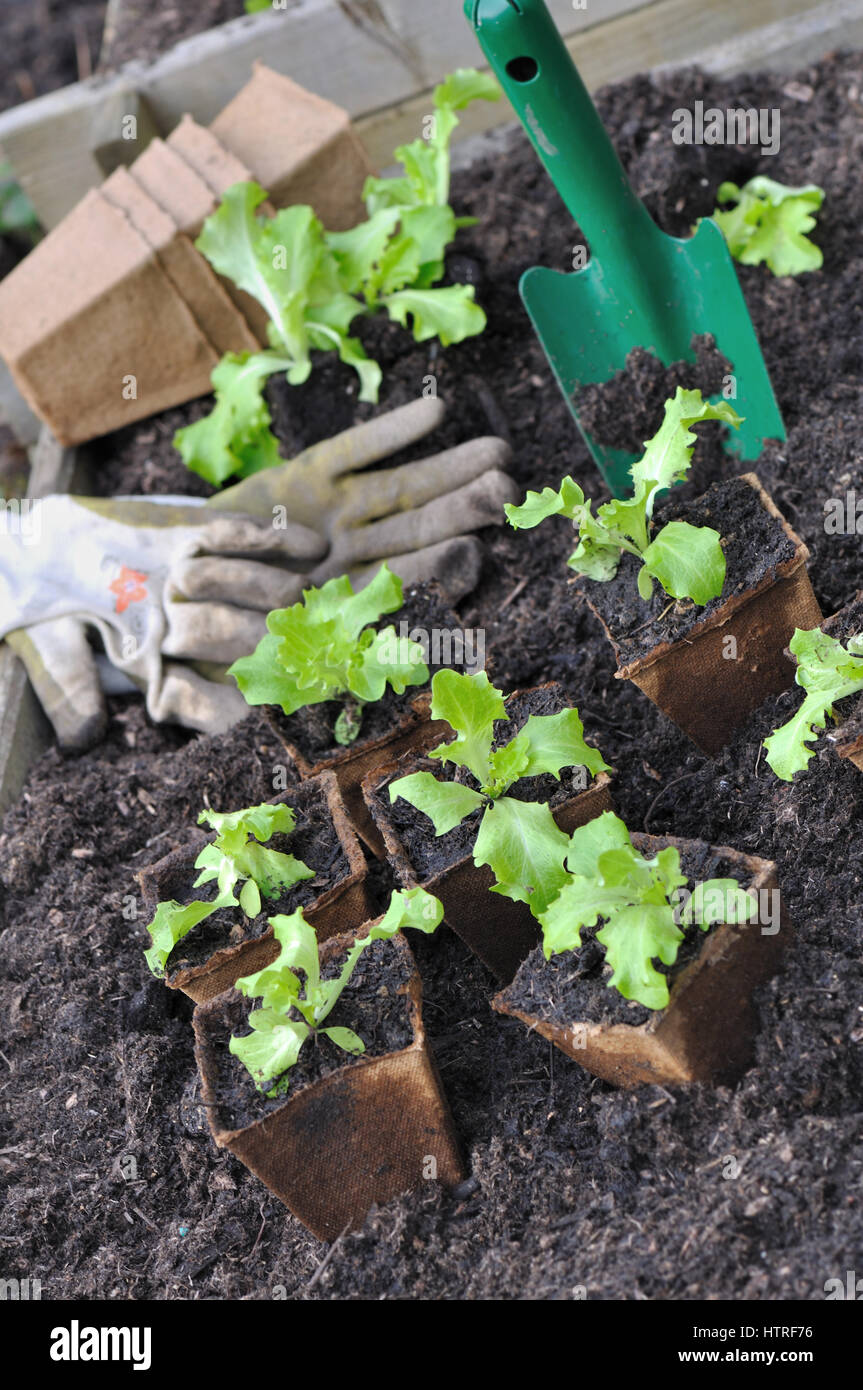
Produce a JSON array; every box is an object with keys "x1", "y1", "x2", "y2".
[
  {"x1": 193, "y1": 802, "x2": 315, "y2": 919},
  {"x1": 711, "y1": 176, "x2": 825, "y2": 277},
  {"x1": 174, "y1": 69, "x2": 498, "y2": 484},
  {"x1": 230, "y1": 887, "x2": 444, "y2": 1095},
  {"x1": 389, "y1": 669, "x2": 609, "y2": 915},
  {"x1": 764, "y1": 626, "x2": 863, "y2": 781},
  {"x1": 228, "y1": 562, "x2": 429, "y2": 745},
  {"x1": 537, "y1": 811, "x2": 757, "y2": 1010},
  {"x1": 505, "y1": 388, "x2": 741, "y2": 605},
  {"x1": 143, "y1": 802, "x2": 314, "y2": 976}
]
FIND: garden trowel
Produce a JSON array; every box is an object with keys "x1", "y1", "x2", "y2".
[{"x1": 466, "y1": 0, "x2": 785, "y2": 496}]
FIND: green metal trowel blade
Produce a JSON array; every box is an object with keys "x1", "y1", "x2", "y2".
[
  {"x1": 520, "y1": 216, "x2": 786, "y2": 495},
  {"x1": 468, "y1": 0, "x2": 785, "y2": 497}
]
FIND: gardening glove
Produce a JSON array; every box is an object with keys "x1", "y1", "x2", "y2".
[
  {"x1": 1, "y1": 496, "x2": 328, "y2": 748},
  {"x1": 1, "y1": 399, "x2": 514, "y2": 748},
  {"x1": 196, "y1": 396, "x2": 515, "y2": 601}
]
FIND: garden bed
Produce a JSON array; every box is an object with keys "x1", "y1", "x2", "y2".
[{"x1": 2, "y1": 51, "x2": 863, "y2": 1300}]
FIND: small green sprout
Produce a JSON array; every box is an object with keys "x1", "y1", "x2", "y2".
[
  {"x1": 711, "y1": 176, "x2": 825, "y2": 277},
  {"x1": 228, "y1": 563, "x2": 429, "y2": 745},
  {"x1": 505, "y1": 388, "x2": 741, "y2": 605},
  {"x1": 144, "y1": 802, "x2": 314, "y2": 976},
  {"x1": 537, "y1": 811, "x2": 758, "y2": 1010},
  {"x1": 230, "y1": 887, "x2": 444, "y2": 1095},
  {"x1": 389, "y1": 669, "x2": 609, "y2": 915},
  {"x1": 764, "y1": 626, "x2": 863, "y2": 781}
]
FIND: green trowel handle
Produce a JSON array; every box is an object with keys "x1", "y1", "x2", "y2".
[{"x1": 467, "y1": 0, "x2": 659, "y2": 266}]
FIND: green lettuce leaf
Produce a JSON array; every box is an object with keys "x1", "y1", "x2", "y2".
[
  {"x1": 505, "y1": 389, "x2": 739, "y2": 606},
  {"x1": 193, "y1": 801, "x2": 315, "y2": 910},
  {"x1": 427, "y1": 669, "x2": 507, "y2": 785},
  {"x1": 384, "y1": 284, "x2": 486, "y2": 344},
  {"x1": 680, "y1": 879, "x2": 758, "y2": 927},
  {"x1": 389, "y1": 771, "x2": 486, "y2": 835},
  {"x1": 630, "y1": 388, "x2": 743, "y2": 517},
  {"x1": 764, "y1": 626, "x2": 863, "y2": 780},
  {"x1": 536, "y1": 812, "x2": 739, "y2": 1011},
  {"x1": 487, "y1": 708, "x2": 609, "y2": 795},
  {"x1": 640, "y1": 519, "x2": 726, "y2": 604},
  {"x1": 713, "y1": 176, "x2": 824, "y2": 276},
  {"x1": 505, "y1": 476, "x2": 587, "y2": 530},
  {"x1": 144, "y1": 894, "x2": 234, "y2": 978},
  {"x1": 473, "y1": 798, "x2": 571, "y2": 914},
  {"x1": 173, "y1": 351, "x2": 288, "y2": 485},
  {"x1": 229, "y1": 565, "x2": 428, "y2": 724}
]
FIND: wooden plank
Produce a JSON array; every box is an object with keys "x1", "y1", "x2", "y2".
[
  {"x1": 89, "y1": 87, "x2": 160, "y2": 176},
  {"x1": 0, "y1": 0, "x2": 652, "y2": 229},
  {"x1": 0, "y1": 428, "x2": 78, "y2": 818},
  {"x1": 661, "y1": 0, "x2": 863, "y2": 75},
  {"x1": 0, "y1": 645, "x2": 50, "y2": 819},
  {"x1": 559, "y1": 0, "x2": 863, "y2": 82}
]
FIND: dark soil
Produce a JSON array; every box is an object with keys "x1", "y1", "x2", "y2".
[
  {"x1": 269, "y1": 582, "x2": 472, "y2": 767},
  {"x1": 100, "y1": 0, "x2": 293, "y2": 73},
  {"x1": 0, "y1": 0, "x2": 106, "y2": 114},
  {"x1": 501, "y1": 842, "x2": 741, "y2": 1030},
  {"x1": 368, "y1": 682, "x2": 604, "y2": 881},
  {"x1": 581, "y1": 475, "x2": 797, "y2": 667},
  {"x1": 198, "y1": 937, "x2": 414, "y2": 1132},
  {"x1": 0, "y1": 0, "x2": 107, "y2": 280},
  {"x1": 3, "y1": 53, "x2": 863, "y2": 1301},
  {"x1": 147, "y1": 778, "x2": 352, "y2": 979},
  {"x1": 578, "y1": 332, "x2": 732, "y2": 452}
]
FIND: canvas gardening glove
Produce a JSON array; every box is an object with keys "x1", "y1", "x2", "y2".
[{"x1": 1, "y1": 398, "x2": 514, "y2": 749}]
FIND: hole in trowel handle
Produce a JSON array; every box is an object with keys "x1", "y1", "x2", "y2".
[{"x1": 506, "y1": 55, "x2": 539, "y2": 82}]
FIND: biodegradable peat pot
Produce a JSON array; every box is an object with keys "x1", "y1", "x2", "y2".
[
  {"x1": 580, "y1": 474, "x2": 822, "y2": 757},
  {"x1": 363, "y1": 683, "x2": 614, "y2": 984},
  {"x1": 137, "y1": 773, "x2": 369, "y2": 1004},
  {"x1": 819, "y1": 590, "x2": 863, "y2": 773},
  {"x1": 494, "y1": 835, "x2": 787, "y2": 1088},
  {"x1": 267, "y1": 582, "x2": 484, "y2": 858},
  {"x1": 0, "y1": 65, "x2": 370, "y2": 445},
  {"x1": 193, "y1": 930, "x2": 464, "y2": 1241}
]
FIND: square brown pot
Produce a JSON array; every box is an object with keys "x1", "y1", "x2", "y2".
[
  {"x1": 269, "y1": 691, "x2": 449, "y2": 861},
  {"x1": 137, "y1": 772, "x2": 369, "y2": 1004},
  {"x1": 193, "y1": 931, "x2": 464, "y2": 1241},
  {"x1": 100, "y1": 164, "x2": 260, "y2": 358},
  {"x1": 493, "y1": 834, "x2": 788, "y2": 1088},
  {"x1": 361, "y1": 683, "x2": 614, "y2": 983},
  {"x1": 0, "y1": 65, "x2": 370, "y2": 444},
  {"x1": 583, "y1": 474, "x2": 822, "y2": 758},
  {"x1": 210, "y1": 62, "x2": 371, "y2": 232},
  {"x1": 266, "y1": 584, "x2": 484, "y2": 858}
]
